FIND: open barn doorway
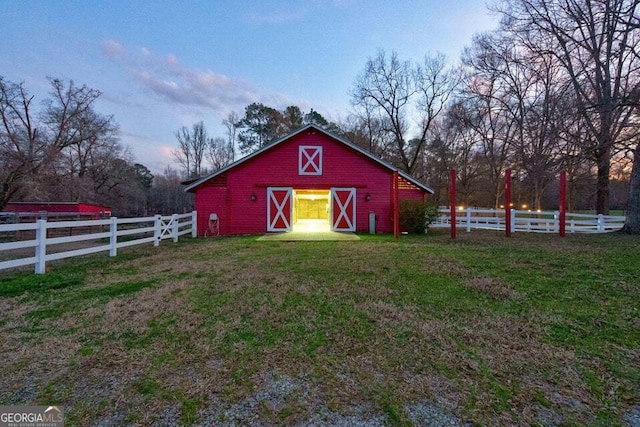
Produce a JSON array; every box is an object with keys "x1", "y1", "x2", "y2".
[{"x1": 292, "y1": 189, "x2": 330, "y2": 232}]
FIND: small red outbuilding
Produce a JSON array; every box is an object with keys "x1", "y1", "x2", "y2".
[
  {"x1": 4, "y1": 202, "x2": 112, "y2": 218},
  {"x1": 185, "y1": 125, "x2": 433, "y2": 236}
]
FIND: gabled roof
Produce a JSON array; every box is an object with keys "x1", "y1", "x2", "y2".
[{"x1": 184, "y1": 124, "x2": 434, "y2": 194}]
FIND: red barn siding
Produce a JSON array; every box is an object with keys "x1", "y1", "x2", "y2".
[
  {"x1": 4, "y1": 202, "x2": 111, "y2": 215},
  {"x1": 190, "y1": 127, "x2": 430, "y2": 235}
]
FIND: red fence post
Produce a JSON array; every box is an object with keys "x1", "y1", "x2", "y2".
[
  {"x1": 393, "y1": 171, "x2": 400, "y2": 239},
  {"x1": 559, "y1": 170, "x2": 566, "y2": 237},
  {"x1": 505, "y1": 169, "x2": 512, "y2": 238},
  {"x1": 450, "y1": 169, "x2": 457, "y2": 239}
]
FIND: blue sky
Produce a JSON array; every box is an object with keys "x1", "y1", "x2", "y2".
[{"x1": 1, "y1": 1, "x2": 499, "y2": 173}]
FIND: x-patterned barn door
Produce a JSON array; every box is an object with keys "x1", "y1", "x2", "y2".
[
  {"x1": 267, "y1": 187, "x2": 293, "y2": 232},
  {"x1": 330, "y1": 188, "x2": 356, "y2": 232}
]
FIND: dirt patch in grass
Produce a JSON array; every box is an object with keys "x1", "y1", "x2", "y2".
[{"x1": 463, "y1": 277, "x2": 520, "y2": 300}]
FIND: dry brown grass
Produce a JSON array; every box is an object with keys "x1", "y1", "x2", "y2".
[{"x1": 463, "y1": 277, "x2": 520, "y2": 299}]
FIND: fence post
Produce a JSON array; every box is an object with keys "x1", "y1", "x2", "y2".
[
  {"x1": 191, "y1": 211, "x2": 197, "y2": 238},
  {"x1": 449, "y1": 169, "x2": 456, "y2": 239},
  {"x1": 553, "y1": 211, "x2": 559, "y2": 233},
  {"x1": 510, "y1": 209, "x2": 516, "y2": 234},
  {"x1": 597, "y1": 214, "x2": 604, "y2": 232},
  {"x1": 109, "y1": 216, "x2": 118, "y2": 257},
  {"x1": 172, "y1": 213, "x2": 179, "y2": 242},
  {"x1": 34, "y1": 219, "x2": 47, "y2": 274},
  {"x1": 559, "y1": 170, "x2": 567, "y2": 237},
  {"x1": 466, "y1": 208, "x2": 471, "y2": 233},
  {"x1": 154, "y1": 215, "x2": 162, "y2": 247},
  {"x1": 505, "y1": 169, "x2": 512, "y2": 237}
]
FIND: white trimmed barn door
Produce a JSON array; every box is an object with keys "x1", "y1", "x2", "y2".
[
  {"x1": 330, "y1": 188, "x2": 356, "y2": 232},
  {"x1": 267, "y1": 187, "x2": 293, "y2": 232}
]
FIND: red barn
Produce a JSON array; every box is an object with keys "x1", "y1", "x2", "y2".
[
  {"x1": 185, "y1": 125, "x2": 433, "y2": 235},
  {"x1": 4, "y1": 202, "x2": 111, "y2": 218}
]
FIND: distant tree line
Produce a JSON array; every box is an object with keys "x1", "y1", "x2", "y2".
[
  {"x1": 175, "y1": 0, "x2": 639, "y2": 232},
  {"x1": 0, "y1": 77, "x2": 192, "y2": 216},
  {"x1": 170, "y1": 104, "x2": 339, "y2": 179},
  {"x1": 342, "y1": 0, "x2": 640, "y2": 233}
]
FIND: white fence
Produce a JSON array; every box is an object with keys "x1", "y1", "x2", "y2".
[
  {"x1": 432, "y1": 208, "x2": 625, "y2": 234},
  {"x1": 0, "y1": 211, "x2": 197, "y2": 274}
]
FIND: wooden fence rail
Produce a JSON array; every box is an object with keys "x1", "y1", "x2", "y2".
[
  {"x1": 0, "y1": 211, "x2": 197, "y2": 274},
  {"x1": 431, "y1": 208, "x2": 625, "y2": 234}
]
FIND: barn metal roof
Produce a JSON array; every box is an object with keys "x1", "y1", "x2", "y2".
[{"x1": 184, "y1": 124, "x2": 434, "y2": 194}]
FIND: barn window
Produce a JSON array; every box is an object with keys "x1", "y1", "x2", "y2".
[{"x1": 299, "y1": 146, "x2": 323, "y2": 176}]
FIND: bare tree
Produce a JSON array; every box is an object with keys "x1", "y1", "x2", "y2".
[
  {"x1": 207, "y1": 136, "x2": 234, "y2": 171},
  {"x1": 57, "y1": 108, "x2": 120, "y2": 201},
  {"x1": 173, "y1": 121, "x2": 209, "y2": 178},
  {"x1": 421, "y1": 127, "x2": 457, "y2": 204},
  {"x1": 456, "y1": 35, "x2": 523, "y2": 208},
  {"x1": 421, "y1": 112, "x2": 485, "y2": 206},
  {"x1": 497, "y1": 35, "x2": 568, "y2": 210},
  {"x1": 222, "y1": 111, "x2": 239, "y2": 163},
  {"x1": 338, "y1": 110, "x2": 395, "y2": 160},
  {"x1": 173, "y1": 127, "x2": 192, "y2": 178},
  {"x1": 0, "y1": 77, "x2": 115, "y2": 210},
  {"x1": 86, "y1": 151, "x2": 143, "y2": 215},
  {"x1": 517, "y1": 54, "x2": 567, "y2": 210},
  {"x1": 499, "y1": 0, "x2": 640, "y2": 214},
  {"x1": 190, "y1": 122, "x2": 207, "y2": 177},
  {"x1": 624, "y1": 138, "x2": 640, "y2": 232},
  {"x1": 148, "y1": 166, "x2": 193, "y2": 215},
  {"x1": 351, "y1": 50, "x2": 459, "y2": 174}
]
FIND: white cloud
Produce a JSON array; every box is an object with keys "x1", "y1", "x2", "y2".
[
  {"x1": 102, "y1": 39, "x2": 125, "y2": 59},
  {"x1": 100, "y1": 39, "x2": 289, "y2": 115},
  {"x1": 159, "y1": 145, "x2": 175, "y2": 159},
  {"x1": 166, "y1": 54, "x2": 178, "y2": 65}
]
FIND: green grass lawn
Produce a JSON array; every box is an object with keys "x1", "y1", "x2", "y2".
[{"x1": 0, "y1": 231, "x2": 638, "y2": 426}]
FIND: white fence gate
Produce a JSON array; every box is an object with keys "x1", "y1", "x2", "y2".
[
  {"x1": 0, "y1": 211, "x2": 197, "y2": 274},
  {"x1": 432, "y1": 208, "x2": 625, "y2": 233}
]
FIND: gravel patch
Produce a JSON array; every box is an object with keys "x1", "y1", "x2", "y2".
[
  {"x1": 221, "y1": 374, "x2": 302, "y2": 425},
  {"x1": 153, "y1": 404, "x2": 181, "y2": 427},
  {"x1": 88, "y1": 412, "x2": 130, "y2": 427},
  {"x1": 1, "y1": 375, "x2": 39, "y2": 404},
  {"x1": 404, "y1": 401, "x2": 471, "y2": 426},
  {"x1": 624, "y1": 405, "x2": 640, "y2": 427},
  {"x1": 532, "y1": 405, "x2": 565, "y2": 427},
  {"x1": 192, "y1": 370, "x2": 472, "y2": 426},
  {"x1": 196, "y1": 372, "x2": 305, "y2": 426},
  {"x1": 299, "y1": 405, "x2": 387, "y2": 427}
]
